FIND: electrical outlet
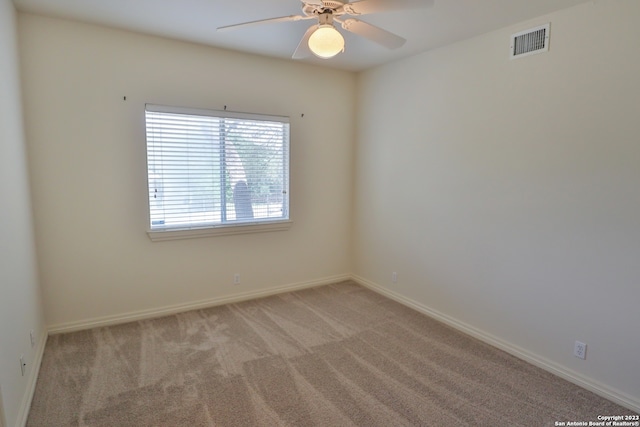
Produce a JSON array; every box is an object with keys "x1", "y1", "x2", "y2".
[
  {"x1": 574, "y1": 341, "x2": 587, "y2": 360},
  {"x1": 392, "y1": 272, "x2": 398, "y2": 283},
  {"x1": 30, "y1": 330, "x2": 36, "y2": 348},
  {"x1": 233, "y1": 273, "x2": 240, "y2": 285},
  {"x1": 20, "y1": 355, "x2": 26, "y2": 376}
]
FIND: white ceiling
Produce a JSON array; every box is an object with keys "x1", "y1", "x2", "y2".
[{"x1": 12, "y1": 0, "x2": 593, "y2": 72}]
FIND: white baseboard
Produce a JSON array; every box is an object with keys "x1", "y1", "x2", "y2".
[
  {"x1": 48, "y1": 274, "x2": 351, "y2": 335},
  {"x1": 16, "y1": 332, "x2": 48, "y2": 427},
  {"x1": 351, "y1": 274, "x2": 640, "y2": 414}
]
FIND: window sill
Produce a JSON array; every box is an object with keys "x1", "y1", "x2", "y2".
[{"x1": 147, "y1": 220, "x2": 293, "y2": 242}]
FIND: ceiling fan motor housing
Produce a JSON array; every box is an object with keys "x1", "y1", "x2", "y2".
[
  {"x1": 303, "y1": 0, "x2": 347, "y2": 16},
  {"x1": 322, "y1": 0, "x2": 347, "y2": 9}
]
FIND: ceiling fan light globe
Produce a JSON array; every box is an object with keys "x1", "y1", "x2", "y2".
[{"x1": 308, "y1": 25, "x2": 344, "y2": 59}]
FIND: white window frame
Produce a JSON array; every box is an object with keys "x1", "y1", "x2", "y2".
[{"x1": 145, "y1": 104, "x2": 292, "y2": 241}]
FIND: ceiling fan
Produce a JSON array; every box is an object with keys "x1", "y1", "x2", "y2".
[{"x1": 217, "y1": 0, "x2": 433, "y2": 59}]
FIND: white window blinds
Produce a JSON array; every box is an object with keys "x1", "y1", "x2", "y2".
[{"x1": 145, "y1": 104, "x2": 290, "y2": 232}]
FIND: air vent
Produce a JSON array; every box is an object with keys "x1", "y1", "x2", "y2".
[{"x1": 510, "y1": 23, "x2": 550, "y2": 59}]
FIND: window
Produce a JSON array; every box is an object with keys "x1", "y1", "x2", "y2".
[{"x1": 145, "y1": 104, "x2": 290, "y2": 240}]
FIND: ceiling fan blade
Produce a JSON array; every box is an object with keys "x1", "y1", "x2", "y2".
[
  {"x1": 292, "y1": 25, "x2": 317, "y2": 59},
  {"x1": 340, "y1": 18, "x2": 406, "y2": 49},
  {"x1": 217, "y1": 15, "x2": 312, "y2": 32},
  {"x1": 344, "y1": 0, "x2": 434, "y2": 15}
]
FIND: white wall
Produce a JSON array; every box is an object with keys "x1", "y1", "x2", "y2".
[
  {"x1": 0, "y1": 0, "x2": 45, "y2": 425},
  {"x1": 18, "y1": 14, "x2": 355, "y2": 329},
  {"x1": 354, "y1": 0, "x2": 640, "y2": 408}
]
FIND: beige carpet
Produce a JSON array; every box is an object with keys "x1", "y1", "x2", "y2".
[{"x1": 28, "y1": 281, "x2": 635, "y2": 426}]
